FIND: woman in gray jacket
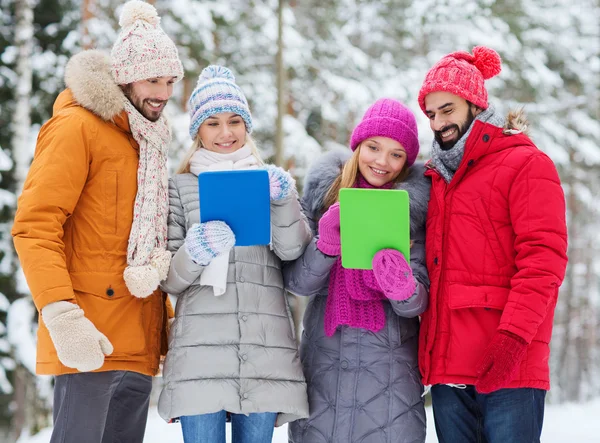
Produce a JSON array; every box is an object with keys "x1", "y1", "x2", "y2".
[
  {"x1": 285, "y1": 99, "x2": 430, "y2": 443},
  {"x1": 158, "y1": 66, "x2": 310, "y2": 443}
]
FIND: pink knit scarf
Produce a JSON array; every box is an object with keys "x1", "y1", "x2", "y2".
[{"x1": 323, "y1": 175, "x2": 395, "y2": 337}]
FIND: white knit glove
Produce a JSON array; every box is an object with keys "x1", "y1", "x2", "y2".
[
  {"x1": 41, "y1": 301, "x2": 114, "y2": 372},
  {"x1": 185, "y1": 221, "x2": 236, "y2": 266}
]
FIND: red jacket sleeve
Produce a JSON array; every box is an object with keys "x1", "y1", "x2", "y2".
[{"x1": 499, "y1": 151, "x2": 568, "y2": 343}]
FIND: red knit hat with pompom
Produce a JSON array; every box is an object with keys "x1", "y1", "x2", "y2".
[{"x1": 418, "y1": 46, "x2": 501, "y2": 114}]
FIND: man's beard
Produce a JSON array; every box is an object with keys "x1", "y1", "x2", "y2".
[
  {"x1": 435, "y1": 108, "x2": 476, "y2": 151},
  {"x1": 122, "y1": 85, "x2": 167, "y2": 122}
]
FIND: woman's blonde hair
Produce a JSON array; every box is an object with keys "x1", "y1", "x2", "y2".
[
  {"x1": 176, "y1": 133, "x2": 264, "y2": 174},
  {"x1": 321, "y1": 143, "x2": 409, "y2": 216}
]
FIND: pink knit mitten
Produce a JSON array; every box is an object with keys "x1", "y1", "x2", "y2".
[
  {"x1": 372, "y1": 249, "x2": 416, "y2": 301},
  {"x1": 316, "y1": 202, "x2": 341, "y2": 256}
]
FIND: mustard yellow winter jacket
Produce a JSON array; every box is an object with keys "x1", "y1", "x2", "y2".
[{"x1": 12, "y1": 50, "x2": 174, "y2": 377}]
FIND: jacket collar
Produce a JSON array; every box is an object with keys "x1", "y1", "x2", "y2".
[
  {"x1": 427, "y1": 109, "x2": 536, "y2": 190},
  {"x1": 59, "y1": 50, "x2": 130, "y2": 135},
  {"x1": 465, "y1": 109, "x2": 535, "y2": 163}
]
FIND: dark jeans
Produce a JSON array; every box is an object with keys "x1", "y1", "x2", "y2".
[
  {"x1": 431, "y1": 385, "x2": 545, "y2": 443},
  {"x1": 51, "y1": 370, "x2": 152, "y2": 443},
  {"x1": 180, "y1": 410, "x2": 277, "y2": 443}
]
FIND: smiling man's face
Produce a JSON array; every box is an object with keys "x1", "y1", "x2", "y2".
[
  {"x1": 424, "y1": 91, "x2": 481, "y2": 150},
  {"x1": 123, "y1": 76, "x2": 177, "y2": 122}
]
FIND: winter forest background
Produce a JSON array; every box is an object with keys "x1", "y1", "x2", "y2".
[{"x1": 0, "y1": 0, "x2": 598, "y2": 441}]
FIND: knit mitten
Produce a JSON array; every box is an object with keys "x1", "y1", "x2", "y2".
[
  {"x1": 42, "y1": 301, "x2": 114, "y2": 372},
  {"x1": 185, "y1": 221, "x2": 235, "y2": 266},
  {"x1": 475, "y1": 330, "x2": 528, "y2": 394},
  {"x1": 316, "y1": 202, "x2": 341, "y2": 256},
  {"x1": 266, "y1": 164, "x2": 295, "y2": 201},
  {"x1": 372, "y1": 249, "x2": 416, "y2": 301}
]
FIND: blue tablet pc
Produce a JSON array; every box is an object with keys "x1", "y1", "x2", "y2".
[{"x1": 198, "y1": 170, "x2": 271, "y2": 247}]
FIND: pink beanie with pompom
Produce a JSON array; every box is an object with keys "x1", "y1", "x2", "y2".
[
  {"x1": 418, "y1": 46, "x2": 502, "y2": 114},
  {"x1": 350, "y1": 98, "x2": 420, "y2": 167}
]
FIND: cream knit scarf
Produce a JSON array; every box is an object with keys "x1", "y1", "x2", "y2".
[
  {"x1": 122, "y1": 99, "x2": 172, "y2": 298},
  {"x1": 190, "y1": 145, "x2": 259, "y2": 175}
]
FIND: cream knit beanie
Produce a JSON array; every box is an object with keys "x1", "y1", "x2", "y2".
[{"x1": 111, "y1": 0, "x2": 183, "y2": 85}]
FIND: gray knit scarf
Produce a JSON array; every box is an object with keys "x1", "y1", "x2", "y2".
[{"x1": 430, "y1": 105, "x2": 504, "y2": 183}]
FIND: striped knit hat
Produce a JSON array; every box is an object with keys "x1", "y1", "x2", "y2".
[
  {"x1": 111, "y1": 1, "x2": 183, "y2": 85},
  {"x1": 188, "y1": 65, "x2": 253, "y2": 140}
]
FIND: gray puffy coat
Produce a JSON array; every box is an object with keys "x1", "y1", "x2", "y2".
[
  {"x1": 158, "y1": 172, "x2": 311, "y2": 426},
  {"x1": 284, "y1": 150, "x2": 430, "y2": 443}
]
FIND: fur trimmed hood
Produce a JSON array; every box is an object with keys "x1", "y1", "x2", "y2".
[
  {"x1": 503, "y1": 108, "x2": 530, "y2": 136},
  {"x1": 63, "y1": 50, "x2": 126, "y2": 121},
  {"x1": 302, "y1": 149, "x2": 431, "y2": 236}
]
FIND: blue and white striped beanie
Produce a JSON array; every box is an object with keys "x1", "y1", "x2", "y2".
[{"x1": 188, "y1": 65, "x2": 253, "y2": 140}]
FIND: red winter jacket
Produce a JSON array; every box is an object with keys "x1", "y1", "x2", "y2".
[{"x1": 419, "y1": 111, "x2": 568, "y2": 390}]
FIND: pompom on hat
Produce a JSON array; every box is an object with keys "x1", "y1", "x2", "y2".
[
  {"x1": 418, "y1": 46, "x2": 502, "y2": 114},
  {"x1": 350, "y1": 98, "x2": 420, "y2": 167},
  {"x1": 111, "y1": 0, "x2": 184, "y2": 85},
  {"x1": 188, "y1": 65, "x2": 253, "y2": 140}
]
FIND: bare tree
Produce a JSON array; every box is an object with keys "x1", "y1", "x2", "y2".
[
  {"x1": 12, "y1": 0, "x2": 35, "y2": 194},
  {"x1": 80, "y1": 0, "x2": 95, "y2": 49},
  {"x1": 10, "y1": 0, "x2": 35, "y2": 436},
  {"x1": 552, "y1": 149, "x2": 600, "y2": 402},
  {"x1": 275, "y1": 0, "x2": 285, "y2": 167}
]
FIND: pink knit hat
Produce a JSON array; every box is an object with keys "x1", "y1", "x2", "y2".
[
  {"x1": 111, "y1": 1, "x2": 184, "y2": 85},
  {"x1": 350, "y1": 98, "x2": 420, "y2": 167},
  {"x1": 418, "y1": 46, "x2": 502, "y2": 114}
]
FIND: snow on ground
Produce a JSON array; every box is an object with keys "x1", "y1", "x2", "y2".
[{"x1": 16, "y1": 397, "x2": 600, "y2": 442}]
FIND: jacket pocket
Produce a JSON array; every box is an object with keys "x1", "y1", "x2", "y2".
[
  {"x1": 445, "y1": 284, "x2": 509, "y2": 377},
  {"x1": 418, "y1": 313, "x2": 430, "y2": 376},
  {"x1": 103, "y1": 170, "x2": 118, "y2": 234},
  {"x1": 284, "y1": 292, "x2": 297, "y2": 343},
  {"x1": 534, "y1": 285, "x2": 559, "y2": 344},
  {"x1": 72, "y1": 277, "x2": 147, "y2": 356},
  {"x1": 397, "y1": 315, "x2": 419, "y2": 346},
  {"x1": 473, "y1": 198, "x2": 510, "y2": 269}
]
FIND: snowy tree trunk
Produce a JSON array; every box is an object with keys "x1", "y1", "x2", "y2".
[
  {"x1": 275, "y1": 0, "x2": 285, "y2": 167},
  {"x1": 9, "y1": 2, "x2": 53, "y2": 439},
  {"x1": 11, "y1": 0, "x2": 35, "y2": 194},
  {"x1": 553, "y1": 145, "x2": 600, "y2": 402},
  {"x1": 11, "y1": 364, "x2": 49, "y2": 441},
  {"x1": 8, "y1": 299, "x2": 52, "y2": 439}
]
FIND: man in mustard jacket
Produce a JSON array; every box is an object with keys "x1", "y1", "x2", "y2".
[{"x1": 11, "y1": 1, "x2": 182, "y2": 441}]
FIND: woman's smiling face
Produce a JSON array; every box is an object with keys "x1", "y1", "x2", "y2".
[
  {"x1": 198, "y1": 112, "x2": 247, "y2": 153},
  {"x1": 357, "y1": 136, "x2": 407, "y2": 187}
]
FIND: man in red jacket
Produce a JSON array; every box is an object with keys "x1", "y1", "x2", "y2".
[{"x1": 417, "y1": 46, "x2": 568, "y2": 443}]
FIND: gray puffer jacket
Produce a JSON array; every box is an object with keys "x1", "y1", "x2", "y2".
[
  {"x1": 158, "y1": 172, "x2": 311, "y2": 426},
  {"x1": 284, "y1": 150, "x2": 431, "y2": 443}
]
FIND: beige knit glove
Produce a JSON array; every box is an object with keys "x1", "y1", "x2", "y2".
[{"x1": 41, "y1": 301, "x2": 114, "y2": 372}]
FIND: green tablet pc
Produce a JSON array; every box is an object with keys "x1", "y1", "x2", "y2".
[{"x1": 339, "y1": 188, "x2": 410, "y2": 270}]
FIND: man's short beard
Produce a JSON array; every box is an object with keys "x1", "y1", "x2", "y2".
[
  {"x1": 121, "y1": 84, "x2": 164, "y2": 122},
  {"x1": 435, "y1": 107, "x2": 476, "y2": 151}
]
